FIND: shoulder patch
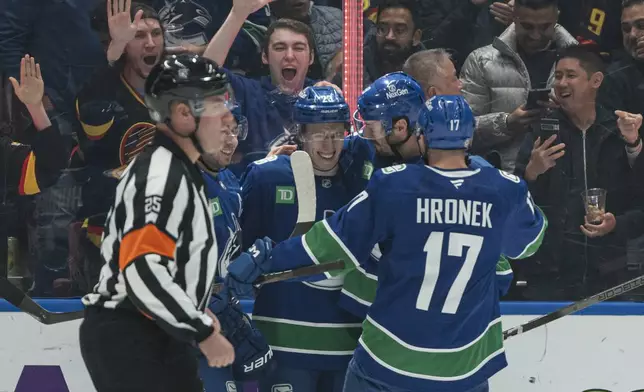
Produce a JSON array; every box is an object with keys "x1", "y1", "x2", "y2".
[
  {"x1": 362, "y1": 161, "x2": 374, "y2": 180},
  {"x1": 381, "y1": 164, "x2": 407, "y2": 175},
  {"x1": 498, "y1": 169, "x2": 520, "y2": 183},
  {"x1": 253, "y1": 155, "x2": 279, "y2": 166}
]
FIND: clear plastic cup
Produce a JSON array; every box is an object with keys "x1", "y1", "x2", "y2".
[{"x1": 581, "y1": 188, "x2": 607, "y2": 224}]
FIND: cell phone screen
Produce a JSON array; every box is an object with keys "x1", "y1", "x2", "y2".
[{"x1": 526, "y1": 89, "x2": 550, "y2": 110}]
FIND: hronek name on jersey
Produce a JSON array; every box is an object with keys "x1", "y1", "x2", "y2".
[{"x1": 416, "y1": 198, "x2": 493, "y2": 228}]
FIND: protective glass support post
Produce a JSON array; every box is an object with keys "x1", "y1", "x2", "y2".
[{"x1": 343, "y1": 0, "x2": 364, "y2": 130}]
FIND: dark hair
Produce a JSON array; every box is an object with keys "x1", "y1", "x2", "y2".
[
  {"x1": 263, "y1": 19, "x2": 316, "y2": 56},
  {"x1": 376, "y1": 0, "x2": 420, "y2": 30},
  {"x1": 514, "y1": 0, "x2": 558, "y2": 10},
  {"x1": 623, "y1": 0, "x2": 644, "y2": 8},
  {"x1": 556, "y1": 45, "x2": 605, "y2": 75}
]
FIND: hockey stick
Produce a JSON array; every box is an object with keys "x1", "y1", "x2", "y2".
[
  {"x1": 289, "y1": 151, "x2": 317, "y2": 238},
  {"x1": 213, "y1": 261, "x2": 345, "y2": 292},
  {"x1": 503, "y1": 273, "x2": 644, "y2": 340},
  {"x1": 0, "y1": 277, "x2": 84, "y2": 325}
]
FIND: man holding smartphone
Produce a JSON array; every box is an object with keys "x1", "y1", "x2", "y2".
[
  {"x1": 512, "y1": 46, "x2": 644, "y2": 302},
  {"x1": 460, "y1": 0, "x2": 577, "y2": 172}
]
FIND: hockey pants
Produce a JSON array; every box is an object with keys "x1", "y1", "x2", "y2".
[{"x1": 259, "y1": 363, "x2": 346, "y2": 392}]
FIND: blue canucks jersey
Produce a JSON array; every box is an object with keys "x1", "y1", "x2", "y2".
[
  {"x1": 268, "y1": 164, "x2": 547, "y2": 391},
  {"x1": 338, "y1": 151, "x2": 514, "y2": 319},
  {"x1": 239, "y1": 136, "x2": 373, "y2": 371},
  {"x1": 201, "y1": 168, "x2": 243, "y2": 279}
]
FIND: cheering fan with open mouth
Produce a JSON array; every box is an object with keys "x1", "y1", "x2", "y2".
[{"x1": 70, "y1": 0, "x2": 165, "y2": 293}]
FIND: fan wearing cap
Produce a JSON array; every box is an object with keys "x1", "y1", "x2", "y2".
[
  {"x1": 235, "y1": 86, "x2": 372, "y2": 392},
  {"x1": 79, "y1": 54, "x2": 257, "y2": 391}
]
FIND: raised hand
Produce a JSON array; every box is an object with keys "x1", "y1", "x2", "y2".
[
  {"x1": 616, "y1": 110, "x2": 643, "y2": 144},
  {"x1": 524, "y1": 135, "x2": 565, "y2": 181},
  {"x1": 107, "y1": 0, "x2": 143, "y2": 45},
  {"x1": 9, "y1": 55, "x2": 44, "y2": 107},
  {"x1": 232, "y1": 0, "x2": 275, "y2": 18}
]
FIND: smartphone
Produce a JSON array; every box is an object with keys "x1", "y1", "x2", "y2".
[
  {"x1": 525, "y1": 88, "x2": 551, "y2": 110},
  {"x1": 539, "y1": 117, "x2": 560, "y2": 142}
]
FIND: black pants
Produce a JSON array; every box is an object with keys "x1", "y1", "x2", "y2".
[{"x1": 80, "y1": 306, "x2": 203, "y2": 392}]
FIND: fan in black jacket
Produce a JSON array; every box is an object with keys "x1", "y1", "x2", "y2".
[
  {"x1": 0, "y1": 55, "x2": 68, "y2": 278},
  {"x1": 1, "y1": 54, "x2": 66, "y2": 200}
]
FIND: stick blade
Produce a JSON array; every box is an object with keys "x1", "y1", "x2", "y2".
[{"x1": 290, "y1": 151, "x2": 316, "y2": 238}]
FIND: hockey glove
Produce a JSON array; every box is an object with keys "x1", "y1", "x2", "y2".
[
  {"x1": 226, "y1": 237, "x2": 273, "y2": 286},
  {"x1": 207, "y1": 288, "x2": 275, "y2": 381}
]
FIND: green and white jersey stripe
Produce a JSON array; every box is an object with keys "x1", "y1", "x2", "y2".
[
  {"x1": 301, "y1": 219, "x2": 359, "y2": 276},
  {"x1": 513, "y1": 206, "x2": 547, "y2": 259},
  {"x1": 359, "y1": 315, "x2": 504, "y2": 380},
  {"x1": 341, "y1": 266, "x2": 378, "y2": 307},
  {"x1": 495, "y1": 256, "x2": 512, "y2": 276},
  {"x1": 252, "y1": 316, "x2": 362, "y2": 355}
]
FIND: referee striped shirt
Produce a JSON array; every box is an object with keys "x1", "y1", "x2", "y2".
[{"x1": 82, "y1": 132, "x2": 219, "y2": 343}]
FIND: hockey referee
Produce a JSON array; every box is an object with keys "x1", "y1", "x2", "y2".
[{"x1": 79, "y1": 54, "x2": 239, "y2": 391}]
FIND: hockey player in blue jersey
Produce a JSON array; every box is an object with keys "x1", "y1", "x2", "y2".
[
  {"x1": 197, "y1": 108, "x2": 276, "y2": 391},
  {"x1": 236, "y1": 95, "x2": 548, "y2": 392},
  {"x1": 341, "y1": 73, "x2": 514, "y2": 319},
  {"x1": 238, "y1": 86, "x2": 374, "y2": 392}
]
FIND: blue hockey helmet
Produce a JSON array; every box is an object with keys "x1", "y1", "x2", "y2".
[
  {"x1": 419, "y1": 95, "x2": 474, "y2": 150},
  {"x1": 293, "y1": 86, "x2": 350, "y2": 125},
  {"x1": 356, "y1": 72, "x2": 425, "y2": 136}
]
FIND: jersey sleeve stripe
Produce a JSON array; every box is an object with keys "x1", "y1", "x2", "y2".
[
  {"x1": 18, "y1": 152, "x2": 40, "y2": 195},
  {"x1": 119, "y1": 224, "x2": 177, "y2": 270},
  {"x1": 508, "y1": 206, "x2": 548, "y2": 260},
  {"x1": 301, "y1": 220, "x2": 360, "y2": 277}
]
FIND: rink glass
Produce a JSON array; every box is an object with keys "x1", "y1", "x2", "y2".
[{"x1": 581, "y1": 188, "x2": 607, "y2": 224}]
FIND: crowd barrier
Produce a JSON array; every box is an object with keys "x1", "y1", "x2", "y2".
[{"x1": 1, "y1": 300, "x2": 643, "y2": 392}]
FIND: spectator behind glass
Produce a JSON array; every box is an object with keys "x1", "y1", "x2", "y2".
[
  {"x1": 599, "y1": 0, "x2": 644, "y2": 117},
  {"x1": 0, "y1": 0, "x2": 105, "y2": 140},
  {"x1": 0, "y1": 55, "x2": 68, "y2": 281},
  {"x1": 557, "y1": 0, "x2": 623, "y2": 59},
  {"x1": 204, "y1": 0, "x2": 318, "y2": 176},
  {"x1": 416, "y1": 0, "x2": 496, "y2": 70},
  {"x1": 513, "y1": 46, "x2": 644, "y2": 301},
  {"x1": 70, "y1": 0, "x2": 163, "y2": 294},
  {"x1": 142, "y1": 0, "x2": 271, "y2": 76},
  {"x1": 269, "y1": 0, "x2": 343, "y2": 79},
  {"x1": 460, "y1": 0, "x2": 577, "y2": 173},
  {"x1": 364, "y1": 0, "x2": 423, "y2": 85}
]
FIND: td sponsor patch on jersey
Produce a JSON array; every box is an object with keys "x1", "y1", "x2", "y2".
[
  {"x1": 362, "y1": 161, "x2": 374, "y2": 180},
  {"x1": 276, "y1": 186, "x2": 296, "y2": 204},
  {"x1": 272, "y1": 384, "x2": 293, "y2": 392},
  {"x1": 210, "y1": 197, "x2": 223, "y2": 217}
]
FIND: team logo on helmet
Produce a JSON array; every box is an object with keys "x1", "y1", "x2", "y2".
[{"x1": 385, "y1": 82, "x2": 409, "y2": 99}]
